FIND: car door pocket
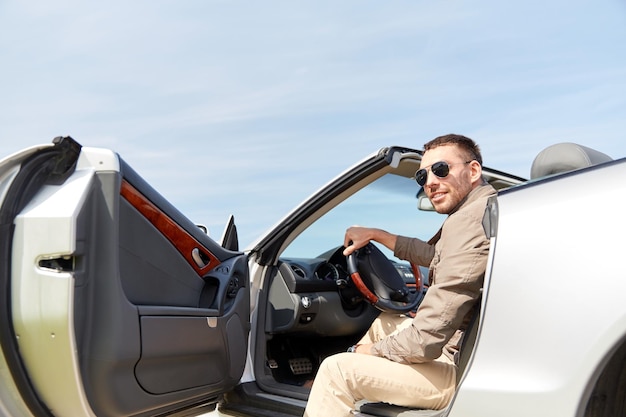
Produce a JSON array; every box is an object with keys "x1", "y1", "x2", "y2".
[{"x1": 135, "y1": 314, "x2": 242, "y2": 395}]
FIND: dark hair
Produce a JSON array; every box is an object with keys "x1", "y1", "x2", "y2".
[{"x1": 424, "y1": 134, "x2": 483, "y2": 166}]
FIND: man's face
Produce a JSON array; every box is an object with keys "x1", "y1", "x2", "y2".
[{"x1": 419, "y1": 144, "x2": 476, "y2": 214}]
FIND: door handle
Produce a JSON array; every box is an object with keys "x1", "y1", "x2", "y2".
[{"x1": 191, "y1": 247, "x2": 210, "y2": 269}]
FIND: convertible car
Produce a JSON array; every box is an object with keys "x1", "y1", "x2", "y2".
[{"x1": 0, "y1": 137, "x2": 624, "y2": 417}]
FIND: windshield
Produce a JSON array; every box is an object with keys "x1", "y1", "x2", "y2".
[{"x1": 282, "y1": 172, "x2": 445, "y2": 260}]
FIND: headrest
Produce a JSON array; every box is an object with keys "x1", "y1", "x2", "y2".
[{"x1": 530, "y1": 142, "x2": 612, "y2": 179}]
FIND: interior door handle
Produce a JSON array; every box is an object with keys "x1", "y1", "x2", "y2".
[{"x1": 191, "y1": 248, "x2": 210, "y2": 269}]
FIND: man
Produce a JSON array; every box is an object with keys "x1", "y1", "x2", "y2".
[{"x1": 303, "y1": 134, "x2": 496, "y2": 416}]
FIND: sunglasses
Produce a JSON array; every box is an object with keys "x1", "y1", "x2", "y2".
[{"x1": 415, "y1": 160, "x2": 473, "y2": 186}]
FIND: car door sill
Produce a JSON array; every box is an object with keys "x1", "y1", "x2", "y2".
[
  {"x1": 220, "y1": 383, "x2": 446, "y2": 417},
  {"x1": 219, "y1": 383, "x2": 307, "y2": 417},
  {"x1": 356, "y1": 401, "x2": 447, "y2": 417}
]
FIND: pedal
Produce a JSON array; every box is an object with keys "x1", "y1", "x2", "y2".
[
  {"x1": 288, "y1": 358, "x2": 312, "y2": 375},
  {"x1": 267, "y1": 359, "x2": 279, "y2": 369}
]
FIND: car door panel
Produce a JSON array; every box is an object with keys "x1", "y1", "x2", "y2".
[
  {"x1": 1, "y1": 138, "x2": 249, "y2": 417},
  {"x1": 77, "y1": 158, "x2": 249, "y2": 417},
  {"x1": 118, "y1": 194, "x2": 209, "y2": 307}
]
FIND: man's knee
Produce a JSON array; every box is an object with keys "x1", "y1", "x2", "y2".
[{"x1": 318, "y1": 352, "x2": 350, "y2": 378}]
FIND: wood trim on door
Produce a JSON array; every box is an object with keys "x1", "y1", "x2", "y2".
[{"x1": 120, "y1": 179, "x2": 220, "y2": 277}]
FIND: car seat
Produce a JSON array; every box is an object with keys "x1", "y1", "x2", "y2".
[{"x1": 530, "y1": 142, "x2": 612, "y2": 179}]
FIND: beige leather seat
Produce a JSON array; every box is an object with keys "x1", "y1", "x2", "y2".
[{"x1": 530, "y1": 142, "x2": 612, "y2": 179}]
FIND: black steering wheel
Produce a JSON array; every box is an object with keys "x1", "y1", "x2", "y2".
[{"x1": 346, "y1": 243, "x2": 424, "y2": 313}]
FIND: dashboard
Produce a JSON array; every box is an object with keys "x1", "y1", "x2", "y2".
[
  {"x1": 279, "y1": 246, "x2": 423, "y2": 293},
  {"x1": 278, "y1": 246, "x2": 350, "y2": 293},
  {"x1": 266, "y1": 246, "x2": 422, "y2": 336}
]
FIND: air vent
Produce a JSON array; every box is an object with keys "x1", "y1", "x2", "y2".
[{"x1": 290, "y1": 264, "x2": 306, "y2": 278}]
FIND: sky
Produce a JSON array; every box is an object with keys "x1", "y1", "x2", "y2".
[{"x1": 1, "y1": 0, "x2": 625, "y2": 248}]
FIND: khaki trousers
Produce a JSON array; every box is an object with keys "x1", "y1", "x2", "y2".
[{"x1": 303, "y1": 313, "x2": 457, "y2": 417}]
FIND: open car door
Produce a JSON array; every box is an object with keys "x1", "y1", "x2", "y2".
[{"x1": 0, "y1": 137, "x2": 249, "y2": 417}]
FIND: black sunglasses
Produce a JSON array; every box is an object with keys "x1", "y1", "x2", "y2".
[{"x1": 415, "y1": 160, "x2": 472, "y2": 186}]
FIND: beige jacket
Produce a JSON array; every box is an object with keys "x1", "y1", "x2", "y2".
[{"x1": 370, "y1": 183, "x2": 497, "y2": 365}]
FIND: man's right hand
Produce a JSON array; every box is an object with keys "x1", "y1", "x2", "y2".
[{"x1": 343, "y1": 226, "x2": 397, "y2": 256}]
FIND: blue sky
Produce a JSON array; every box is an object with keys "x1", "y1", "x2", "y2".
[{"x1": 1, "y1": 0, "x2": 625, "y2": 247}]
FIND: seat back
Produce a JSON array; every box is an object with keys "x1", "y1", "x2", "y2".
[
  {"x1": 530, "y1": 142, "x2": 612, "y2": 179},
  {"x1": 456, "y1": 305, "x2": 480, "y2": 385}
]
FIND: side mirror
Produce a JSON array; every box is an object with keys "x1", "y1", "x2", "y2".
[
  {"x1": 220, "y1": 214, "x2": 239, "y2": 251},
  {"x1": 416, "y1": 189, "x2": 434, "y2": 211}
]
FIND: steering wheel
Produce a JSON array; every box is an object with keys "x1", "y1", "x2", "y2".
[{"x1": 346, "y1": 243, "x2": 424, "y2": 313}]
